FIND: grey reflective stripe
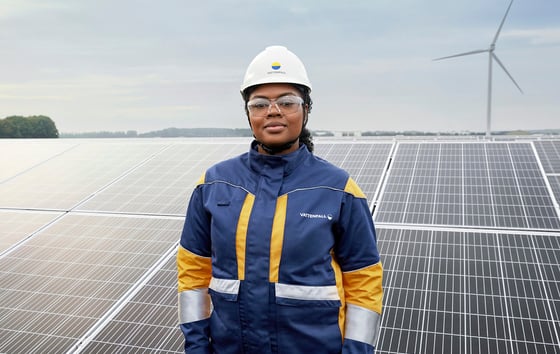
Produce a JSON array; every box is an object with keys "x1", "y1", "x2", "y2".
[
  {"x1": 275, "y1": 283, "x2": 340, "y2": 301},
  {"x1": 178, "y1": 288, "x2": 211, "y2": 324},
  {"x1": 209, "y1": 277, "x2": 240, "y2": 294},
  {"x1": 344, "y1": 303, "x2": 381, "y2": 346}
]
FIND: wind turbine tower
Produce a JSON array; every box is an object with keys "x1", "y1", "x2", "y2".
[{"x1": 434, "y1": 0, "x2": 523, "y2": 137}]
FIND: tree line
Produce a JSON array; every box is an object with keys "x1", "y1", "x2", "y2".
[
  {"x1": 61, "y1": 130, "x2": 139, "y2": 138},
  {"x1": 138, "y1": 127, "x2": 253, "y2": 138},
  {"x1": 0, "y1": 115, "x2": 59, "y2": 138}
]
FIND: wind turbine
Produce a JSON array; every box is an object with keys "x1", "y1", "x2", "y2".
[{"x1": 434, "y1": 0, "x2": 523, "y2": 137}]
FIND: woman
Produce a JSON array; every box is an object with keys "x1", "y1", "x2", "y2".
[{"x1": 177, "y1": 46, "x2": 383, "y2": 354}]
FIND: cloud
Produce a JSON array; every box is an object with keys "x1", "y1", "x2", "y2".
[
  {"x1": 0, "y1": 0, "x2": 71, "y2": 19},
  {"x1": 0, "y1": 94, "x2": 71, "y2": 101},
  {"x1": 288, "y1": 6, "x2": 309, "y2": 15},
  {"x1": 116, "y1": 105, "x2": 198, "y2": 115},
  {"x1": 503, "y1": 28, "x2": 560, "y2": 45}
]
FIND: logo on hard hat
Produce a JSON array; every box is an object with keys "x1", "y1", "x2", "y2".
[{"x1": 271, "y1": 62, "x2": 281, "y2": 70}]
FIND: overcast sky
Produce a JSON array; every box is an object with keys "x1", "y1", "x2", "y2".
[{"x1": 1, "y1": 0, "x2": 559, "y2": 134}]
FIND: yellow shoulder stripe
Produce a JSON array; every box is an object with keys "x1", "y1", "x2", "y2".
[
  {"x1": 344, "y1": 177, "x2": 366, "y2": 199},
  {"x1": 196, "y1": 172, "x2": 206, "y2": 186}
]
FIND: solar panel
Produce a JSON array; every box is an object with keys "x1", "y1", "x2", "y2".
[
  {"x1": 0, "y1": 139, "x2": 77, "y2": 182},
  {"x1": 547, "y1": 176, "x2": 560, "y2": 208},
  {"x1": 314, "y1": 142, "x2": 393, "y2": 207},
  {"x1": 376, "y1": 226, "x2": 560, "y2": 354},
  {"x1": 534, "y1": 141, "x2": 560, "y2": 174},
  {"x1": 76, "y1": 142, "x2": 248, "y2": 216},
  {"x1": 375, "y1": 142, "x2": 560, "y2": 230},
  {"x1": 0, "y1": 210, "x2": 63, "y2": 254},
  {"x1": 0, "y1": 142, "x2": 167, "y2": 210},
  {"x1": 79, "y1": 254, "x2": 183, "y2": 353},
  {"x1": 0, "y1": 214, "x2": 184, "y2": 354},
  {"x1": 533, "y1": 140, "x2": 560, "y2": 222}
]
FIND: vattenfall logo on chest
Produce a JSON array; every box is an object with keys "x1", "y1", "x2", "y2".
[{"x1": 300, "y1": 212, "x2": 333, "y2": 220}]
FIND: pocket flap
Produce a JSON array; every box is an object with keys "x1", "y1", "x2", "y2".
[
  {"x1": 209, "y1": 277, "x2": 240, "y2": 301},
  {"x1": 275, "y1": 283, "x2": 341, "y2": 307}
]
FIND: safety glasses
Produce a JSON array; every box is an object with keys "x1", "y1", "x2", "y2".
[{"x1": 247, "y1": 96, "x2": 304, "y2": 117}]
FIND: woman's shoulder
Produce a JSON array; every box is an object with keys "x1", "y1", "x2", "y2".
[
  {"x1": 308, "y1": 154, "x2": 350, "y2": 178},
  {"x1": 298, "y1": 154, "x2": 351, "y2": 190}
]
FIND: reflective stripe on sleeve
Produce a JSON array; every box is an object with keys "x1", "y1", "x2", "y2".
[
  {"x1": 178, "y1": 288, "x2": 211, "y2": 324},
  {"x1": 209, "y1": 277, "x2": 240, "y2": 295},
  {"x1": 275, "y1": 283, "x2": 340, "y2": 301},
  {"x1": 344, "y1": 303, "x2": 381, "y2": 346}
]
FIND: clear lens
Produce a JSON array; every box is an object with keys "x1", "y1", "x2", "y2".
[{"x1": 247, "y1": 96, "x2": 303, "y2": 116}]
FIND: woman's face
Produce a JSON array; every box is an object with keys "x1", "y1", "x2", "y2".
[{"x1": 247, "y1": 83, "x2": 306, "y2": 155}]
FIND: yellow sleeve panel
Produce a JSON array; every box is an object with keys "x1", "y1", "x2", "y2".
[
  {"x1": 342, "y1": 262, "x2": 383, "y2": 314},
  {"x1": 344, "y1": 177, "x2": 366, "y2": 199},
  {"x1": 177, "y1": 244, "x2": 212, "y2": 292}
]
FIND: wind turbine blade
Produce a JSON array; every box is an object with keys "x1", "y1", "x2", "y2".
[
  {"x1": 433, "y1": 49, "x2": 488, "y2": 61},
  {"x1": 492, "y1": 53, "x2": 523, "y2": 93},
  {"x1": 492, "y1": 0, "x2": 514, "y2": 45}
]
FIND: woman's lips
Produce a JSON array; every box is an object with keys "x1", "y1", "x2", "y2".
[{"x1": 264, "y1": 123, "x2": 286, "y2": 132}]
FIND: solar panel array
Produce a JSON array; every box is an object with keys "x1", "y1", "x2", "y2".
[
  {"x1": 374, "y1": 142, "x2": 560, "y2": 230},
  {"x1": 1, "y1": 137, "x2": 559, "y2": 354}
]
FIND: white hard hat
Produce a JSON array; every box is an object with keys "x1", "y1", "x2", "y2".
[{"x1": 240, "y1": 45, "x2": 312, "y2": 93}]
